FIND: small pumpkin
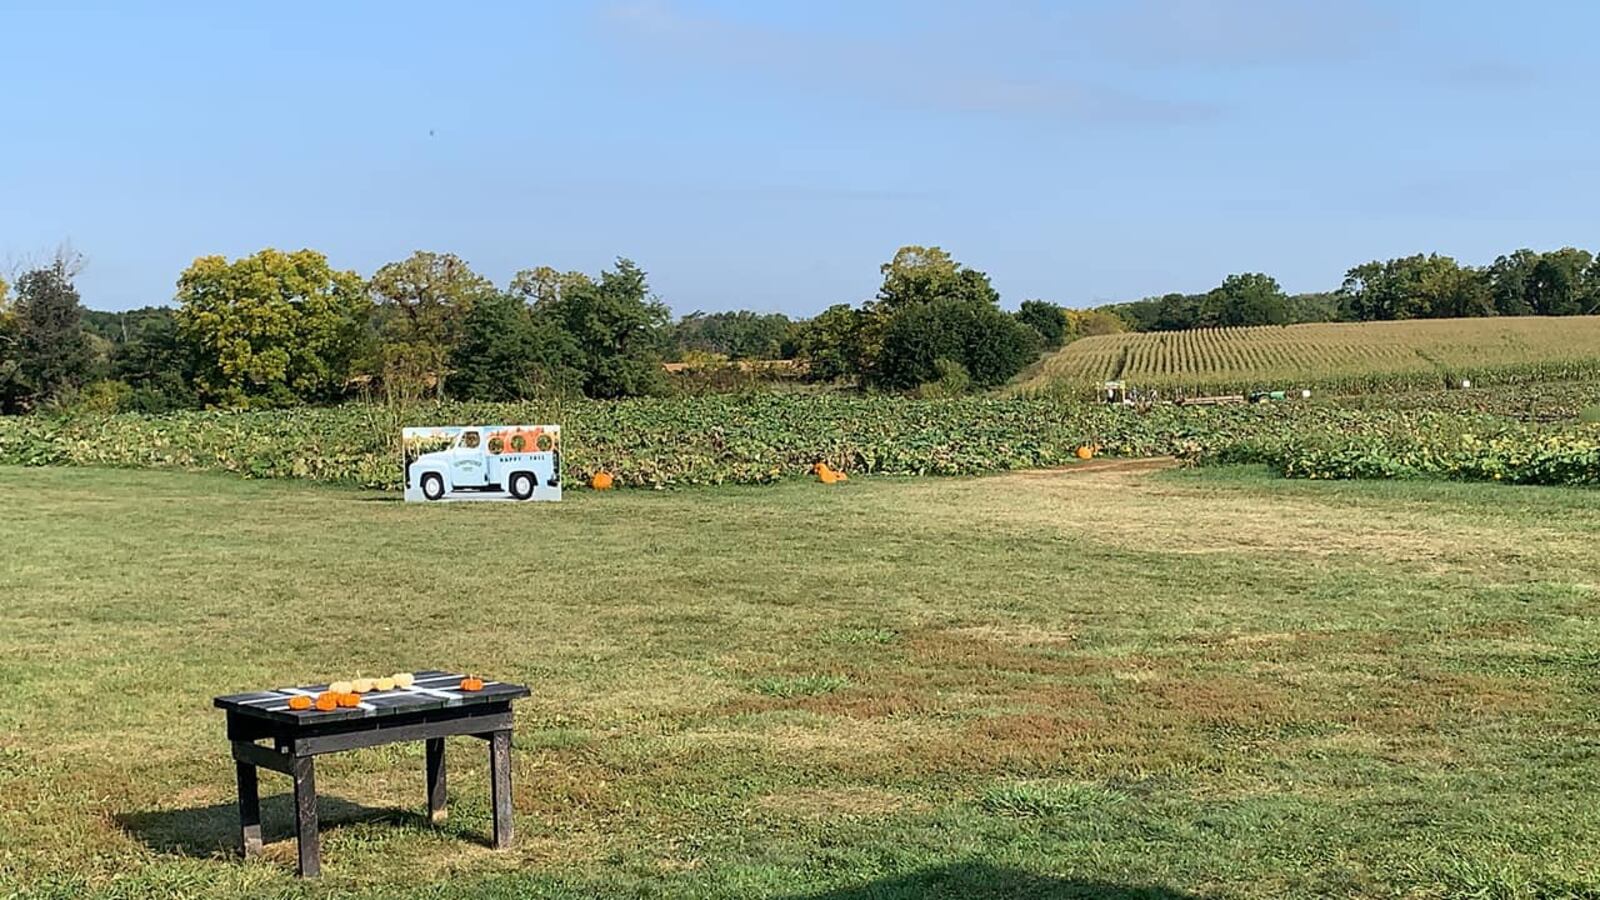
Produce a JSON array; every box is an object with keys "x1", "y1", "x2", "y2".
[
  {"x1": 1076, "y1": 445, "x2": 1095, "y2": 460},
  {"x1": 314, "y1": 693, "x2": 339, "y2": 712},
  {"x1": 590, "y1": 472, "x2": 614, "y2": 490},
  {"x1": 287, "y1": 695, "x2": 312, "y2": 711},
  {"x1": 460, "y1": 676, "x2": 485, "y2": 692},
  {"x1": 337, "y1": 692, "x2": 360, "y2": 708},
  {"x1": 352, "y1": 678, "x2": 375, "y2": 694}
]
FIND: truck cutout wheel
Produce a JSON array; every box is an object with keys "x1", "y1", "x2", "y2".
[
  {"x1": 508, "y1": 472, "x2": 536, "y2": 500},
  {"x1": 421, "y1": 473, "x2": 446, "y2": 501}
]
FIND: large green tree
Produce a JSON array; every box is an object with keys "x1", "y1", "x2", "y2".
[
  {"x1": 538, "y1": 258, "x2": 669, "y2": 398},
  {"x1": 369, "y1": 251, "x2": 496, "y2": 398},
  {"x1": 1341, "y1": 255, "x2": 1489, "y2": 321},
  {"x1": 12, "y1": 261, "x2": 92, "y2": 407},
  {"x1": 795, "y1": 303, "x2": 867, "y2": 382},
  {"x1": 1015, "y1": 300, "x2": 1067, "y2": 348},
  {"x1": 176, "y1": 249, "x2": 369, "y2": 407},
  {"x1": 445, "y1": 291, "x2": 581, "y2": 401},
  {"x1": 875, "y1": 246, "x2": 1001, "y2": 312},
  {"x1": 1200, "y1": 273, "x2": 1291, "y2": 326},
  {"x1": 862, "y1": 246, "x2": 1041, "y2": 391},
  {"x1": 508, "y1": 265, "x2": 592, "y2": 308},
  {"x1": 876, "y1": 297, "x2": 1040, "y2": 390},
  {"x1": 1528, "y1": 247, "x2": 1594, "y2": 316}
]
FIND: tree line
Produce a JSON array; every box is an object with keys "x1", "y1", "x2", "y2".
[
  {"x1": 2, "y1": 243, "x2": 1596, "y2": 413},
  {"x1": 1094, "y1": 246, "x2": 1600, "y2": 332},
  {"x1": 0, "y1": 245, "x2": 1047, "y2": 412}
]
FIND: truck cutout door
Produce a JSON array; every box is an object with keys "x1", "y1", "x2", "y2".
[{"x1": 451, "y1": 430, "x2": 487, "y2": 486}]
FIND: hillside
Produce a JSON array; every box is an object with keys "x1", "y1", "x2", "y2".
[{"x1": 1022, "y1": 316, "x2": 1600, "y2": 396}]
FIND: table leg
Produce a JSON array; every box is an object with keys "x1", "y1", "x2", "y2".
[
  {"x1": 292, "y1": 755, "x2": 320, "y2": 877},
  {"x1": 488, "y1": 729, "x2": 514, "y2": 849},
  {"x1": 234, "y1": 760, "x2": 262, "y2": 858},
  {"x1": 425, "y1": 737, "x2": 447, "y2": 823}
]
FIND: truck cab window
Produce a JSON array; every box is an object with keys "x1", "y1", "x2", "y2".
[{"x1": 461, "y1": 431, "x2": 480, "y2": 449}]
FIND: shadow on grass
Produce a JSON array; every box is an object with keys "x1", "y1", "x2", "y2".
[
  {"x1": 787, "y1": 863, "x2": 1200, "y2": 900},
  {"x1": 116, "y1": 795, "x2": 432, "y2": 857}
]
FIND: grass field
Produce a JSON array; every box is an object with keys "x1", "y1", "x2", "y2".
[
  {"x1": 1024, "y1": 316, "x2": 1600, "y2": 396},
  {"x1": 3, "y1": 465, "x2": 1599, "y2": 899}
]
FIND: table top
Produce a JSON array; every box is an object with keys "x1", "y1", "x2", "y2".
[{"x1": 214, "y1": 670, "x2": 529, "y2": 726}]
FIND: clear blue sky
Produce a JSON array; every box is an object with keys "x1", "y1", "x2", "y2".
[{"x1": 4, "y1": 1, "x2": 1598, "y2": 315}]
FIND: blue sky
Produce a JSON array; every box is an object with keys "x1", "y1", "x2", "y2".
[{"x1": 3, "y1": 1, "x2": 1598, "y2": 315}]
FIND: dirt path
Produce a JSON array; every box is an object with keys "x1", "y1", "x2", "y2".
[{"x1": 1000, "y1": 456, "x2": 1181, "y2": 480}]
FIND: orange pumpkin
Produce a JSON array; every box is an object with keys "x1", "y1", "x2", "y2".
[
  {"x1": 337, "y1": 692, "x2": 360, "y2": 708},
  {"x1": 590, "y1": 472, "x2": 614, "y2": 490},
  {"x1": 460, "y1": 677, "x2": 485, "y2": 692},
  {"x1": 314, "y1": 693, "x2": 338, "y2": 712},
  {"x1": 288, "y1": 695, "x2": 312, "y2": 711},
  {"x1": 1076, "y1": 445, "x2": 1095, "y2": 460}
]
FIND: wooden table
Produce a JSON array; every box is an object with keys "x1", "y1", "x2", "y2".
[{"x1": 214, "y1": 671, "x2": 529, "y2": 877}]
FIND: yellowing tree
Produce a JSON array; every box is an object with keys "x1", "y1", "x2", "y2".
[
  {"x1": 176, "y1": 249, "x2": 369, "y2": 407},
  {"x1": 369, "y1": 251, "x2": 496, "y2": 399}
]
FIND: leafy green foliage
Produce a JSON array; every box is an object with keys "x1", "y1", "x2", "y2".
[
  {"x1": 876, "y1": 298, "x2": 1040, "y2": 390},
  {"x1": 861, "y1": 246, "x2": 1039, "y2": 392},
  {"x1": 1487, "y1": 247, "x2": 1598, "y2": 317},
  {"x1": 12, "y1": 261, "x2": 92, "y2": 409},
  {"x1": 176, "y1": 249, "x2": 370, "y2": 407},
  {"x1": 1016, "y1": 300, "x2": 1067, "y2": 348},
  {"x1": 1342, "y1": 254, "x2": 1491, "y2": 320},
  {"x1": 794, "y1": 303, "x2": 867, "y2": 382},
  {"x1": 0, "y1": 292, "x2": 23, "y2": 414},
  {"x1": 668, "y1": 310, "x2": 796, "y2": 360},
  {"x1": 7, "y1": 389, "x2": 1599, "y2": 490},
  {"x1": 445, "y1": 291, "x2": 581, "y2": 401},
  {"x1": 83, "y1": 306, "x2": 197, "y2": 412},
  {"x1": 539, "y1": 258, "x2": 670, "y2": 399},
  {"x1": 369, "y1": 251, "x2": 497, "y2": 399},
  {"x1": 874, "y1": 245, "x2": 1001, "y2": 313},
  {"x1": 1202, "y1": 273, "x2": 1291, "y2": 326}
]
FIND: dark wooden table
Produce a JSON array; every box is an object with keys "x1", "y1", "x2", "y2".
[{"x1": 214, "y1": 670, "x2": 529, "y2": 877}]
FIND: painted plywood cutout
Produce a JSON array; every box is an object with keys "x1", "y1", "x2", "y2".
[{"x1": 402, "y1": 425, "x2": 561, "y2": 502}]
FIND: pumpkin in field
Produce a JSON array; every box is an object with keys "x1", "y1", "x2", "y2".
[
  {"x1": 813, "y1": 462, "x2": 848, "y2": 484},
  {"x1": 590, "y1": 472, "x2": 614, "y2": 490},
  {"x1": 1076, "y1": 445, "x2": 1095, "y2": 460}
]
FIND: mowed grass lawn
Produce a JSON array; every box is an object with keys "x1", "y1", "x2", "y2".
[{"x1": 2, "y1": 465, "x2": 1598, "y2": 900}]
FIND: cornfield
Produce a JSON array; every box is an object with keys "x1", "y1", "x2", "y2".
[{"x1": 1023, "y1": 316, "x2": 1600, "y2": 397}]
